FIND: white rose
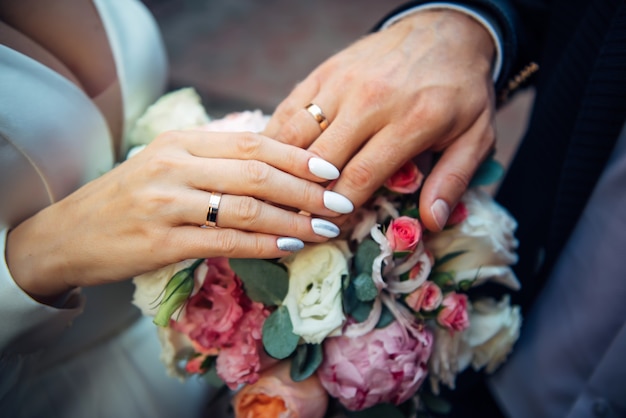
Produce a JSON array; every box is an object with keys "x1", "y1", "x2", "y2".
[
  {"x1": 127, "y1": 87, "x2": 210, "y2": 147},
  {"x1": 465, "y1": 296, "x2": 522, "y2": 373},
  {"x1": 131, "y1": 259, "x2": 198, "y2": 317},
  {"x1": 425, "y1": 189, "x2": 520, "y2": 290},
  {"x1": 282, "y1": 242, "x2": 350, "y2": 344},
  {"x1": 427, "y1": 324, "x2": 472, "y2": 394}
]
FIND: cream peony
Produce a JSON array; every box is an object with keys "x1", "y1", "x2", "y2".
[
  {"x1": 127, "y1": 87, "x2": 210, "y2": 147},
  {"x1": 425, "y1": 189, "x2": 520, "y2": 290},
  {"x1": 466, "y1": 296, "x2": 522, "y2": 373},
  {"x1": 282, "y1": 242, "x2": 349, "y2": 344}
]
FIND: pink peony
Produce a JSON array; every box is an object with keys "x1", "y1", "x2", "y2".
[
  {"x1": 384, "y1": 160, "x2": 424, "y2": 194},
  {"x1": 171, "y1": 258, "x2": 269, "y2": 388},
  {"x1": 406, "y1": 281, "x2": 443, "y2": 312},
  {"x1": 317, "y1": 321, "x2": 433, "y2": 411},
  {"x1": 437, "y1": 293, "x2": 470, "y2": 332},
  {"x1": 386, "y1": 216, "x2": 422, "y2": 252}
]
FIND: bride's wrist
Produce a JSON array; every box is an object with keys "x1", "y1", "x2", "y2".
[{"x1": 5, "y1": 216, "x2": 76, "y2": 305}]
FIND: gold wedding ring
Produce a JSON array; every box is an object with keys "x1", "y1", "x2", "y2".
[
  {"x1": 205, "y1": 192, "x2": 222, "y2": 227},
  {"x1": 305, "y1": 103, "x2": 329, "y2": 131}
]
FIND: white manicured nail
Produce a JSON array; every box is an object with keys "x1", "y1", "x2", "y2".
[
  {"x1": 277, "y1": 237, "x2": 304, "y2": 252},
  {"x1": 308, "y1": 157, "x2": 340, "y2": 180},
  {"x1": 323, "y1": 191, "x2": 354, "y2": 214},
  {"x1": 311, "y1": 219, "x2": 340, "y2": 238}
]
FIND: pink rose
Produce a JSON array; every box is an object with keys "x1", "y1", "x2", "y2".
[
  {"x1": 405, "y1": 281, "x2": 443, "y2": 312},
  {"x1": 437, "y1": 293, "x2": 470, "y2": 332},
  {"x1": 232, "y1": 361, "x2": 328, "y2": 418},
  {"x1": 317, "y1": 321, "x2": 432, "y2": 411},
  {"x1": 386, "y1": 216, "x2": 422, "y2": 252},
  {"x1": 446, "y1": 202, "x2": 469, "y2": 226},
  {"x1": 384, "y1": 160, "x2": 424, "y2": 194}
]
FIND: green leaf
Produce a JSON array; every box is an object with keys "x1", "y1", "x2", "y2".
[
  {"x1": 421, "y1": 392, "x2": 452, "y2": 415},
  {"x1": 457, "y1": 279, "x2": 474, "y2": 292},
  {"x1": 375, "y1": 304, "x2": 395, "y2": 329},
  {"x1": 401, "y1": 207, "x2": 420, "y2": 219},
  {"x1": 355, "y1": 239, "x2": 380, "y2": 275},
  {"x1": 353, "y1": 272, "x2": 378, "y2": 302},
  {"x1": 262, "y1": 306, "x2": 300, "y2": 359},
  {"x1": 347, "y1": 403, "x2": 406, "y2": 418},
  {"x1": 290, "y1": 344, "x2": 323, "y2": 382},
  {"x1": 435, "y1": 250, "x2": 467, "y2": 268},
  {"x1": 431, "y1": 272, "x2": 457, "y2": 292},
  {"x1": 470, "y1": 157, "x2": 505, "y2": 187},
  {"x1": 229, "y1": 259, "x2": 288, "y2": 306}
]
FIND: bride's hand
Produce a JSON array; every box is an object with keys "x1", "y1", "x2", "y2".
[{"x1": 6, "y1": 130, "x2": 352, "y2": 301}]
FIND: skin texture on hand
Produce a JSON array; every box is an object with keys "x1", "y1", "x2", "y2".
[
  {"x1": 5, "y1": 130, "x2": 347, "y2": 303},
  {"x1": 264, "y1": 9, "x2": 498, "y2": 232}
]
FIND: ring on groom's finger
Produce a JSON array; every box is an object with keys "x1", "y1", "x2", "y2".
[
  {"x1": 205, "y1": 192, "x2": 222, "y2": 227},
  {"x1": 305, "y1": 103, "x2": 329, "y2": 131}
]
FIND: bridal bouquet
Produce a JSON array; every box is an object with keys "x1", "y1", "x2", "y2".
[{"x1": 129, "y1": 89, "x2": 522, "y2": 418}]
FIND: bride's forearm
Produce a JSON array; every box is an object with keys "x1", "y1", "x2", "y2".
[{"x1": 5, "y1": 209, "x2": 75, "y2": 305}]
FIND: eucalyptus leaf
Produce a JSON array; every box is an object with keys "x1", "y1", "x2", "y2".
[
  {"x1": 290, "y1": 344, "x2": 323, "y2": 382},
  {"x1": 355, "y1": 239, "x2": 380, "y2": 275},
  {"x1": 350, "y1": 299, "x2": 374, "y2": 323},
  {"x1": 262, "y1": 306, "x2": 300, "y2": 359},
  {"x1": 375, "y1": 304, "x2": 395, "y2": 329},
  {"x1": 469, "y1": 157, "x2": 504, "y2": 187},
  {"x1": 343, "y1": 278, "x2": 359, "y2": 315},
  {"x1": 229, "y1": 259, "x2": 288, "y2": 306},
  {"x1": 353, "y1": 272, "x2": 378, "y2": 302}
]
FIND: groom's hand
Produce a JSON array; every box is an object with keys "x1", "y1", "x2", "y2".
[{"x1": 264, "y1": 9, "x2": 497, "y2": 231}]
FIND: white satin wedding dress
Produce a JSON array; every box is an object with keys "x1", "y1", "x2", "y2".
[{"x1": 0, "y1": 1, "x2": 214, "y2": 416}]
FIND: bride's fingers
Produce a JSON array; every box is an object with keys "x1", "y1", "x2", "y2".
[
  {"x1": 180, "y1": 192, "x2": 340, "y2": 242},
  {"x1": 164, "y1": 129, "x2": 339, "y2": 183},
  {"x1": 185, "y1": 158, "x2": 353, "y2": 217},
  {"x1": 169, "y1": 226, "x2": 307, "y2": 260}
]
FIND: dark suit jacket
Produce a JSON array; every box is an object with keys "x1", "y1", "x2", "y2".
[{"x1": 378, "y1": 0, "x2": 626, "y2": 314}]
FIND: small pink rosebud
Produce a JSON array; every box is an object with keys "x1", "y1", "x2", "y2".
[
  {"x1": 386, "y1": 216, "x2": 422, "y2": 252},
  {"x1": 405, "y1": 281, "x2": 443, "y2": 312},
  {"x1": 437, "y1": 293, "x2": 470, "y2": 332},
  {"x1": 384, "y1": 160, "x2": 424, "y2": 194}
]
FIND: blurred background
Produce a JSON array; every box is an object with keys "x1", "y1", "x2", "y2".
[{"x1": 141, "y1": 0, "x2": 533, "y2": 175}]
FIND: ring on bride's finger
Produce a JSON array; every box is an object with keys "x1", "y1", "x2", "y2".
[
  {"x1": 305, "y1": 103, "x2": 329, "y2": 131},
  {"x1": 205, "y1": 192, "x2": 223, "y2": 227}
]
